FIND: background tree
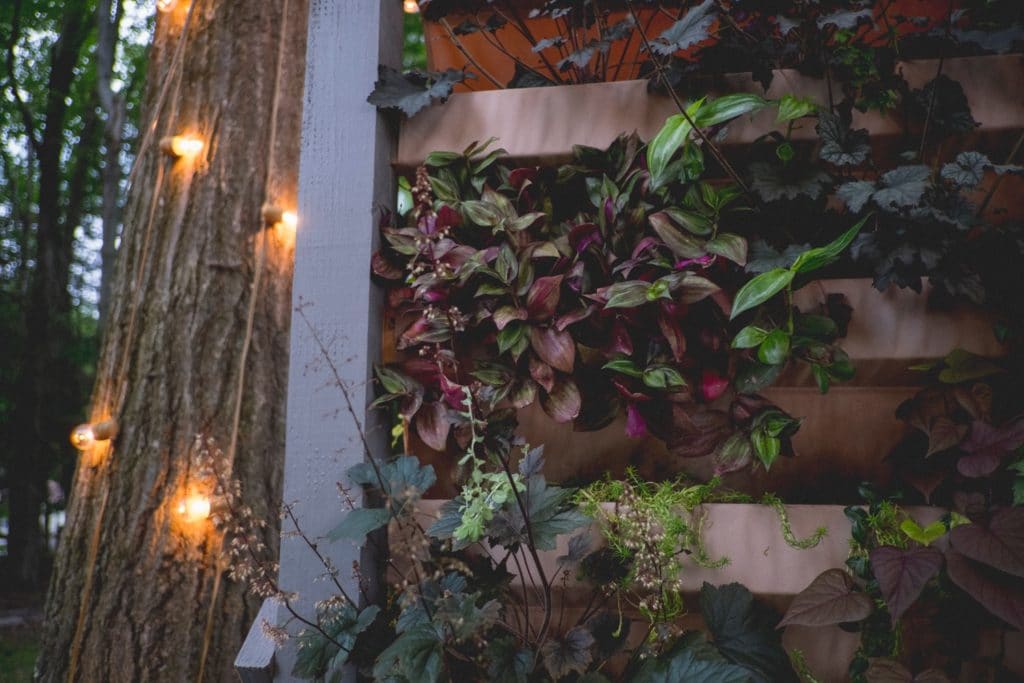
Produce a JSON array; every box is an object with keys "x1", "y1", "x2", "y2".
[
  {"x1": 37, "y1": 0, "x2": 307, "y2": 680},
  {"x1": 0, "y1": 0, "x2": 147, "y2": 587}
]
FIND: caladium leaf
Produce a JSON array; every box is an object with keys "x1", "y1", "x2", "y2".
[
  {"x1": 869, "y1": 546, "x2": 943, "y2": 622},
  {"x1": 416, "y1": 401, "x2": 450, "y2": 451},
  {"x1": 899, "y1": 519, "x2": 947, "y2": 546},
  {"x1": 945, "y1": 550, "x2": 1024, "y2": 631},
  {"x1": 541, "y1": 626, "x2": 594, "y2": 680},
  {"x1": 778, "y1": 569, "x2": 873, "y2": 627},
  {"x1": 530, "y1": 326, "x2": 575, "y2": 373},
  {"x1": 864, "y1": 659, "x2": 951, "y2": 683},
  {"x1": 957, "y1": 418, "x2": 1024, "y2": 477},
  {"x1": 949, "y1": 507, "x2": 1024, "y2": 578},
  {"x1": 650, "y1": 0, "x2": 716, "y2": 55},
  {"x1": 526, "y1": 274, "x2": 563, "y2": 321},
  {"x1": 367, "y1": 66, "x2": 469, "y2": 117},
  {"x1": 730, "y1": 268, "x2": 794, "y2": 320},
  {"x1": 541, "y1": 376, "x2": 582, "y2": 423}
]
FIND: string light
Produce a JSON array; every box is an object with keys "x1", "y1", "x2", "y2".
[
  {"x1": 70, "y1": 420, "x2": 118, "y2": 451},
  {"x1": 403, "y1": 0, "x2": 419, "y2": 13},
  {"x1": 156, "y1": 0, "x2": 178, "y2": 12},
  {"x1": 177, "y1": 493, "x2": 211, "y2": 522},
  {"x1": 261, "y1": 204, "x2": 298, "y2": 231},
  {"x1": 160, "y1": 135, "x2": 204, "y2": 159}
]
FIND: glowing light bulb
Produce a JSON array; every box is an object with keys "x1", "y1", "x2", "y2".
[
  {"x1": 70, "y1": 419, "x2": 118, "y2": 451},
  {"x1": 160, "y1": 135, "x2": 204, "y2": 159},
  {"x1": 261, "y1": 204, "x2": 298, "y2": 231},
  {"x1": 177, "y1": 495, "x2": 211, "y2": 522},
  {"x1": 403, "y1": 0, "x2": 419, "y2": 13}
]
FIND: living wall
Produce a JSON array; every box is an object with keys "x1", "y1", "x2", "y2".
[{"x1": 233, "y1": 2, "x2": 1024, "y2": 681}]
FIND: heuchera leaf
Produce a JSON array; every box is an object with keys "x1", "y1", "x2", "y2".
[
  {"x1": 871, "y1": 166, "x2": 931, "y2": 210},
  {"x1": 730, "y1": 268, "x2": 794, "y2": 320},
  {"x1": 945, "y1": 550, "x2": 1024, "y2": 631},
  {"x1": 529, "y1": 326, "x2": 575, "y2": 373},
  {"x1": 778, "y1": 569, "x2": 874, "y2": 627},
  {"x1": 816, "y1": 111, "x2": 870, "y2": 167},
  {"x1": 327, "y1": 507, "x2": 391, "y2": 543},
  {"x1": 367, "y1": 66, "x2": 469, "y2": 117},
  {"x1": 541, "y1": 626, "x2": 594, "y2": 680},
  {"x1": 701, "y1": 582, "x2": 798, "y2": 682},
  {"x1": 869, "y1": 546, "x2": 943, "y2": 622},
  {"x1": 949, "y1": 507, "x2": 1024, "y2": 578},
  {"x1": 941, "y1": 151, "x2": 990, "y2": 188},
  {"x1": 650, "y1": 0, "x2": 717, "y2": 56}
]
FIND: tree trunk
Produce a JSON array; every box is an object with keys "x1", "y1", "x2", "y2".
[
  {"x1": 38, "y1": 1, "x2": 308, "y2": 681},
  {"x1": 7, "y1": 0, "x2": 94, "y2": 588}
]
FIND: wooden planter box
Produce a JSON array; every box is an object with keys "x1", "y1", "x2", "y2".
[
  {"x1": 407, "y1": 501, "x2": 1023, "y2": 682},
  {"x1": 398, "y1": 55, "x2": 1024, "y2": 174}
]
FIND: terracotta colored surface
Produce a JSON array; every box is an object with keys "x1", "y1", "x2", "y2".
[{"x1": 397, "y1": 55, "x2": 1024, "y2": 169}]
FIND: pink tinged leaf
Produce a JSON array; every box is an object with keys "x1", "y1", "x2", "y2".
[
  {"x1": 529, "y1": 355, "x2": 556, "y2": 393},
  {"x1": 925, "y1": 417, "x2": 967, "y2": 456},
  {"x1": 674, "y1": 254, "x2": 715, "y2": 270},
  {"x1": 530, "y1": 326, "x2": 576, "y2": 373},
  {"x1": 713, "y1": 433, "x2": 754, "y2": 475},
  {"x1": 542, "y1": 377, "x2": 581, "y2": 423},
  {"x1": 569, "y1": 222, "x2": 602, "y2": 252},
  {"x1": 626, "y1": 403, "x2": 647, "y2": 439},
  {"x1": 418, "y1": 213, "x2": 438, "y2": 235},
  {"x1": 700, "y1": 369, "x2": 729, "y2": 403},
  {"x1": 415, "y1": 401, "x2": 450, "y2": 451},
  {"x1": 612, "y1": 379, "x2": 650, "y2": 403},
  {"x1": 439, "y1": 374, "x2": 468, "y2": 409},
  {"x1": 958, "y1": 418, "x2": 1024, "y2": 476},
  {"x1": 945, "y1": 551, "x2": 1024, "y2": 631},
  {"x1": 604, "y1": 197, "x2": 615, "y2": 224},
  {"x1": 949, "y1": 507, "x2": 1024, "y2": 578},
  {"x1": 526, "y1": 274, "x2": 564, "y2": 321},
  {"x1": 868, "y1": 546, "x2": 944, "y2": 622},
  {"x1": 864, "y1": 659, "x2": 951, "y2": 683},
  {"x1": 555, "y1": 305, "x2": 595, "y2": 331},
  {"x1": 398, "y1": 392, "x2": 423, "y2": 420},
  {"x1": 371, "y1": 251, "x2": 403, "y2": 279},
  {"x1": 606, "y1": 319, "x2": 634, "y2": 356},
  {"x1": 777, "y1": 569, "x2": 874, "y2": 628},
  {"x1": 510, "y1": 379, "x2": 538, "y2": 408},
  {"x1": 439, "y1": 245, "x2": 475, "y2": 270},
  {"x1": 435, "y1": 204, "x2": 461, "y2": 230},
  {"x1": 631, "y1": 236, "x2": 660, "y2": 260},
  {"x1": 493, "y1": 306, "x2": 528, "y2": 331},
  {"x1": 509, "y1": 167, "x2": 537, "y2": 190},
  {"x1": 657, "y1": 312, "x2": 687, "y2": 362}
]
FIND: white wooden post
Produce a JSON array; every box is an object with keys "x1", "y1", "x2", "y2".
[{"x1": 236, "y1": 1, "x2": 402, "y2": 680}]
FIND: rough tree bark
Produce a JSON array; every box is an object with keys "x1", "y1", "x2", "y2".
[{"x1": 38, "y1": 1, "x2": 308, "y2": 681}]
